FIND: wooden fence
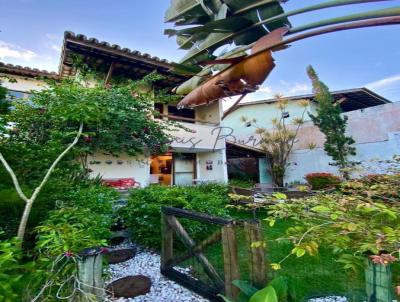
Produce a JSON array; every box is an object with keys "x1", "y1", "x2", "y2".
[{"x1": 160, "y1": 206, "x2": 266, "y2": 302}]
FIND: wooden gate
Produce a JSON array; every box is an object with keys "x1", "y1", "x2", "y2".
[{"x1": 160, "y1": 206, "x2": 266, "y2": 301}]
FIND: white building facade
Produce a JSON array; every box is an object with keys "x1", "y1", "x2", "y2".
[
  {"x1": 0, "y1": 31, "x2": 229, "y2": 187},
  {"x1": 223, "y1": 89, "x2": 399, "y2": 184}
]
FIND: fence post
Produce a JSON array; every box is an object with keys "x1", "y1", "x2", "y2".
[
  {"x1": 365, "y1": 258, "x2": 393, "y2": 302},
  {"x1": 221, "y1": 223, "x2": 240, "y2": 301},
  {"x1": 161, "y1": 211, "x2": 173, "y2": 272},
  {"x1": 244, "y1": 220, "x2": 266, "y2": 288},
  {"x1": 77, "y1": 247, "x2": 104, "y2": 301}
]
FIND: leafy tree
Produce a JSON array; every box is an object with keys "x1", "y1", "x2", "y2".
[
  {"x1": 0, "y1": 82, "x2": 8, "y2": 134},
  {"x1": 307, "y1": 65, "x2": 356, "y2": 179},
  {"x1": 242, "y1": 96, "x2": 309, "y2": 187},
  {"x1": 0, "y1": 83, "x2": 8, "y2": 114},
  {"x1": 0, "y1": 77, "x2": 174, "y2": 242}
]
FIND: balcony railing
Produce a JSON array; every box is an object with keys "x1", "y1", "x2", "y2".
[{"x1": 157, "y1": 113, "x2": 219, "y2": 126}]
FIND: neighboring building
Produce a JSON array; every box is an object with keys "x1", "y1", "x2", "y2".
[
  {"x1": 0, "y1": 31, "x2": 228, "y2": 186},
  {"x1": 223, "y1": 88, "x2": 400, "y2": 184}
]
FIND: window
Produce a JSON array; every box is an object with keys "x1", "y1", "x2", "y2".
[
  {"x1": 7, "y1": 90, "x2": 24, "y2": 100},
  {"x1": 168, "y1": 105, "x2": 195, "y2": 123}
]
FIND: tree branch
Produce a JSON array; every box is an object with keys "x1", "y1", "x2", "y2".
[
  {"x1": 30, "y1": 122, "x2": 84, "y2": 202},
  {"x1": 16, "y1": 122, "x2": 84, "y2": 241},
  {"x1": 0, "y1": 152, "x2": 29, "y2": 202}
]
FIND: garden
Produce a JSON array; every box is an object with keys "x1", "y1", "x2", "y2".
[
  {"x1": 1, "y1": 0, "x2": 400, "y2": 301},
  {"x1": 0, "y1": 74, "x2": 399, "y2": 301}
]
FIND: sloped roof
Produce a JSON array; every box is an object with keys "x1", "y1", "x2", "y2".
[
  {"x1": 226, "y1": 87, "x2": 391, "y2": 115},
  {"x1": 0, "y1": 62, "x2": 59, "y2": 80},
  {"x1": 1, "y1": 31, "x2": 188, "y2": 87},
  {"x1": 59, "y1": 31, "x2": 187, "y2": 87}
]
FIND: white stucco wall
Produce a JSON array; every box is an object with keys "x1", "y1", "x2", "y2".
[
  {"x1": 168, "y1": 122, "x2": 226, "y2": 151},
  {"x1": 87, "y1": 153, "x2": 151, "y2": 187},
  {"x1": 223, "y1": 100, "x2": 318, "y2": 145},
  {"x1": 196, "y1": 100, "x2": 221, "y2": 124},
  {"x1": 0, "y1": 75, "x2": 46, "y2": 92},
  {"x1": 226, "y1": 101, "x2": 400, "y2": 184},
  {"x1": 197, "y1": 150, "x2": 228, "y2": 184}
]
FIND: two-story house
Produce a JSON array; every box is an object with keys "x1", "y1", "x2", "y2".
[
  {"x1": 0, "y1": 31, "x2": 228, "y2": 187},
  {"x1": 223, "y1": 88, "x2": 400, "y2": 184}
]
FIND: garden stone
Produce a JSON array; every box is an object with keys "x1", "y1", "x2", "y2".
[
  {"x1": 106, "y1": 275, "x2": 151, "y2": 298},
  {"x1": 106, "y1": 248, "x2": 136, "y2": 264}
]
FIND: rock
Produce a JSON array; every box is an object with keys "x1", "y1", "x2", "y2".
[
  {"x1": 106, "y1": 275, "x2": 151, "y2": 298},
  {"x1": 109, "y1": 236, "x2": 126, "y2": 246},
  {"x1": 105, "y1": 243, "x2": 210, "y2": 302},
  {"x1": 106, "y1": 248, "x2": 136, "y2": 264}
]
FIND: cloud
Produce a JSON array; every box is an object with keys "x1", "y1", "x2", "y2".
[
  {"x1": 0, "y1": 40, "x2": 37, "y2": 61},
  {"x1": 45, "y1": 34, "x2": 62, "y2": 52},
  {"x1": 288, "y1": 83, "x2": 310, "y2": 95},
  {"x1": 366, "y1": 74, "x2": 400, "y2": 90}
]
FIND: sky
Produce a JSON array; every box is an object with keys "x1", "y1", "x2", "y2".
[{"x1": 0, "y1": 0, "x2": 399, "y2": 107}]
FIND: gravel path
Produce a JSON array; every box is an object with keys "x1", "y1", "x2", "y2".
[
  {"x1": 308, "y1": 297, "x2": 347, "y2": 302},
  {"x1": 106, "y1": 244, "x2": 209, "y2": 302}
]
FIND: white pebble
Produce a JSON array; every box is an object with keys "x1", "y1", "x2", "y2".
[{"x1": 105, "y1": 243, "x2": 209, "y2": 302}]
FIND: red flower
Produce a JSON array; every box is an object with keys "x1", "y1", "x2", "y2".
[
  {"x1": 370, "y1": 254, "x2": 397, "y2": 265},
  {"x1": 100, "y1": 247, "x2": 109, "y2": 254},
  {"x1": 84, "y1": 136, "x2": 92, "y2": 143},
  {"x1": 64, "y1": 251, "x2": 74, "y2": 257}
]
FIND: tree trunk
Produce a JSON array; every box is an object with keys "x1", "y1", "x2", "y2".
[
  {"x1": 0, "y1": 123, "x2": 84, "y2": 242},
  {"x1": 17, "y1": 199, "x2": 34, "y2": 240}
]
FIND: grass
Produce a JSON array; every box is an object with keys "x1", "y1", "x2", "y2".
[{"x1": 177, "y1": 208, "x2": 397, "y2": 301}]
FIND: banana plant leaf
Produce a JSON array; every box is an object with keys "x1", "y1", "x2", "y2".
[
  {"x1": 165, "y1": 0, "x2": 223, "y2": 23},
  {"x1": 168, "y1": 0, "x2": 392, "y2": 64},
  {"x1": 165, "y1": 0, "x2": 288, "y2": 64},
  {"x1": 174, "y1": 45, "x2": 248, "y2": 94},
  {"x1": 289, "y1": 6, "x2": 400, "y2": 34}
]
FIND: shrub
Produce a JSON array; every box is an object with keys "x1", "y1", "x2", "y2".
[
  {"x1": 0, "y1": 236, "x2": 32, "y2": 301},
  {"x1": 305, "y1": 172, "x2": 341, "y2": 190},
  {"x1": 229, "y1": 178, "x2": 256, "y2": 189},
  {"x1": 35, "y1": 184, "x2": 117, "y2": 256},
  {"x1": 119, "y1": 184, "x2": 230, "y2": 249},
  {"x1": 28, "y1": 184, "x2": 117, "y2": 301}
]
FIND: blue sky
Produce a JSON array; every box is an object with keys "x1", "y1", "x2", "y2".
[{"x1": 0, "y1": 0, "x2": 399, "y2": 104}]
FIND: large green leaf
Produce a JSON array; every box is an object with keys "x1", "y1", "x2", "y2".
[
  {"x1": 290, "y1": 6, "x2": 400, "y2": 34},
  {"x1": 268, "y1": 276, "x2": 289, "y2": 301},
  {"x1": 233, "y1": 3, "x2": 287, "y2": 45},
  {"x1": 170, "y1": 0, "x2": 391, "y2": 64},
  {"x1": 165, "y1": 0, "x2": 203, "y2": 22},
  {"x1": 165, "y1": 0, "x2": 223, "y2": 23},
  {"x1": 232, "y1": 280, "x2": 258, "y2": 298},
  {"x1": 249, "y1": 286, "x2": 278, "y2": 302}
]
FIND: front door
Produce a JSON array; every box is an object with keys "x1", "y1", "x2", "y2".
[{"x1": 173, "y1": 153, "x2": 195, "y2": 186}]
